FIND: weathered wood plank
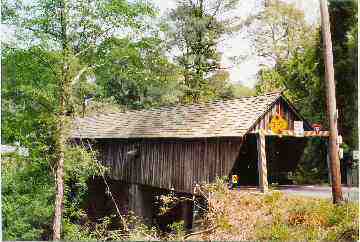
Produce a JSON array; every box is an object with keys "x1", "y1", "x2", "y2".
[{"x1": 97, "y1": 138, "x2": 242, "y2": 193}]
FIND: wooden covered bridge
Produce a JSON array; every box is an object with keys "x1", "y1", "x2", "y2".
[{"x1": 72, "y1": 92, "x2": 329, "y2": 224}]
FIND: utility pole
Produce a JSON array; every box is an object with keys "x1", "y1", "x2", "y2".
[{"x1": 319, "y1": 0, "x2": 342, "y2": 203}]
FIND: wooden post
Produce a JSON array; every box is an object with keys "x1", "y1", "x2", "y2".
[
  {"x1": 257, "y1": 129, "x2": 268, "y2": 192},
  {"x1": 319, "y1": 0, "x2": 342, "y2": 203},
  {"x1": 182, "y1": 199, "x2": 194, "y2": 230},
  {"x1": 128, "y1": 184, "x2": 153, "y2": 224}
]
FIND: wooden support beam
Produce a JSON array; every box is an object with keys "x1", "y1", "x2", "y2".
[
  {"x1": 251, "y1": 130, "x2": 329, "y2": 137},
  {"x1": 128, "y1": 184, "x2": 153, "y2": 224},
  {"x1": 257, "y1": 129, "x2": 268, "y2": 192},
  {"x1": 182, "y1": 199, "x2": 194, "y2": 230}
]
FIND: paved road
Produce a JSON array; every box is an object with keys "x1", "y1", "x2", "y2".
[{"x1": 272, "y1": 185, "x2": 359, "y2": 201}]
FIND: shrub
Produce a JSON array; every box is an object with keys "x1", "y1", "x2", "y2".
[{"x1": 167, "y1": 221, "x2": 185, "y2": 240}]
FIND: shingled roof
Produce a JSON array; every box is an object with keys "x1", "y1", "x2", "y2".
[{"x1": 72, "y1": 92, "x2": 283, "y2": 139}]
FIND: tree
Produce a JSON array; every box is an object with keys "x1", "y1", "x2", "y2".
[
  {"x1": 246, "y1": 0, "x2": 316, "y2": 65},
  {"x1": 1, "y1": 47, "x2": 58, "y2": 240},
  {"x1": 328, "y1": 0, "x2": 358, "y2": 150},
  {"x1": 2, "y1": 0, "x2": 154, "y2": 239},
  {"x1": 207, "y1": 70, "x2": 255, "y2": 98},
  {"x1": 94, "y1": 36, "x2": 183, "y2": 109},
  {"x1": 255, "y1": 0, "x2": 358, "y2": 185},
  {"x1": 256, "y1": 40, "x2": 327, "y2": 123},
  {"x1": 164, "y1": 0, "x2": 240, "y2": 103},
  {"x1": 256, "y1": 0, "x2": 358, "y2": 149}
]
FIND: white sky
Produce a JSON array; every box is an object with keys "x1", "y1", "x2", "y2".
[{"x1": 152, "y1": 0, "x2": 320, "y2": 88}]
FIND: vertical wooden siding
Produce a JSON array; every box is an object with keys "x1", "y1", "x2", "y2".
[
  {"x1": 97, "y1": 138, "x2": 242, "y2": 193},
  {"x1": 250, "y1": 98, "x2": 311, "y2": 132}
]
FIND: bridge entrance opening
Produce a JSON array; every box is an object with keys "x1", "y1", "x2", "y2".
[
  {"x1": 230, "y1": 132, "x2": 329, "y2": 189},
  {"x1": 266, "y1": 136, "x2": 307, "y2": 185},
  {"x1": 231, "y1": 135, "x2": 259, "y2": 186}
]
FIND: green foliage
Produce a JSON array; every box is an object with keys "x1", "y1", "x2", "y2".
[
  {"x1": 165, "y1": 0, "x2": 240, "y2": 103},
  {"x1": 256, "y1": 0, "x2": 358, "y2": 183},
  {"x1": 256, "y1": 0, "x2": 358, "y2": 150},
  {"x1": 328, "y1": 0, "x2": 358, "y2": 150},
  {"x1": 62, "y1": 146, "x2": 107, "y2": 230},
  {"x1": 2, "y1": 156, "x2": 54, "y2": 240},
  {"x1": 231, "y1": 83, "x2": 256, "y2": 97},
  {"x1": 207, "y1": 71, "x2": 256, "y2": 99},
  {"x1": 127, "y1": 222, "x2": 159, "y2": 241},
  {"x1": 2, "y1": 0, "x2": 155, "y2": 49},
  {"x1": 204, "y1": 176, "x2": 229, "y2": 194},
  {"x1": 2, "y1": 48, "x2": 58, "y2": 240},
  {"x1": 256, "y1": 223, "x2": 291, "y2": 241},
  {"x1": 216, "y1": 214, "x2": 233, "y2": 232},
  {"x1": 1, "y1": 145, "x2": 106, "y2": 240},
  {"x1": 2, "y1": 0, "x2": 161, "y2": 240},
  {"x1": 255, "y1": 194, "x2": 358, "y2": 241},
  {"x1": 291, "y1": 139, "x2": 329, "y2": 185},
  {"x1": 2, "y1": 48, "x2": 58, "y2": 145},
  {"x1": 167, "y1": 220, "x2": 185, "y2": 240},
  {"x1": 263, "y1": 191, "x2": 283, "y2": 206},
  {"x1": 62, "y1": 215, "x2": 123, "y2": 240},
  {"x1": 189, "y1": 182, "x2": 358, "y2": 241},
  {"x1": 246, "y1": 0, "x2": 315, "y2": 62},
  {"x1": 292, "y1": 167, "x2": 325, "y2": 185},
  {"x1": 95, "y1": 37, "x2": 182, "y2": 109}
]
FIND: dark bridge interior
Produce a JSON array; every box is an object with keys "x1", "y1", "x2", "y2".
[
  {"x1": 231, "y1": 134, "x2": 307, "y2": 186},
  {"x1": 231, "y1": 135, "x2": 259, "y2": 186}
]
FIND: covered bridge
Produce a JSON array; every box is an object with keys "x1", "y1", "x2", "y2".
[{"x1": 72, "y1": 92, "x2": 328, "y2": 194}]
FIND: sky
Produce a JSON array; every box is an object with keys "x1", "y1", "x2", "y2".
[{"x1": 152, "y1": 0, "x2": 321, "y2": 88}]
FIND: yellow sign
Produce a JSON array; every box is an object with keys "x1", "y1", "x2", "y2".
[
  {"x1": 232, "y1": 175, "x2": 238, "y2": 184},
  {"x1": 269, "y1": 114, "x2": 288, "y2": 134}
]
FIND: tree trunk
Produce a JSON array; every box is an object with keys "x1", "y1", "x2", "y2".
[
  {"x1": 52, "y1": 2, "x2": 69, "y2": 239},
  {"x1": 52, "y1": 73, "x2": 68, "y2": 240},
  {"x1": 52, "y1": 115, "x2": 65, "y2": 240}
]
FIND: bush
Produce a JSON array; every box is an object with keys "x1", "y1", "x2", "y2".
[
  {"x1": 2, "y1": 155, "x2": 54, "y2": 240},
  {"x1": 167, "y1": 220, "x2": 185, "y2": 240}
]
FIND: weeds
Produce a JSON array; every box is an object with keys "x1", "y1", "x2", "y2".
[
  {"x1": 63, "y1": 178, "x2": 358, "y2": 241},
  {"x1": 257, "y1": 194, "x2": 359, "y2": 241},
  {"x1": 63, "y1": 212, "x2": 160, "y2": 241},
  {"x1": 167, "y1": 221, "x2": 185, "y2": 240},
  {"x1": 191, "y1": 179, "x2": 359, "y2": 241}
]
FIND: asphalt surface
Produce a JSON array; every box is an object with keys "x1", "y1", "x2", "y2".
[{"x1": 272, "y1": 185, "x2": 359, "y2": 201}]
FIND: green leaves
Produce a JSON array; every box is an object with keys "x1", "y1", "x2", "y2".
[
  {"x1": 2, "y1": 155, "x2": 54, "y2": 240},
  {"x1": 2, "y1": 0, "x2": 160, "y2": 239},
  {"x1": 95, "y1": 36, "x2": 182, "y2": 109},
  {"x1": 165, "y1": 0, "x2": 239, "y2": 103}
]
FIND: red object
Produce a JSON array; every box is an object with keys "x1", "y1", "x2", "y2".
[{"x1": 312, "y1": 123, "x2": 322, "y2": 134}]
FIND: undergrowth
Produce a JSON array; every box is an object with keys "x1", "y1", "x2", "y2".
[
  {"x1": 53, "y1": 177, "x2": 359, "y2": 241},
  {"x1": 190, "y1": 179, "x2": 359, "y2": 241}
]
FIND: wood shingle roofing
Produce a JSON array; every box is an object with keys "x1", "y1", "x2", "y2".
[{"x1": 72, "y1": 92, "x2": 283, "y2": 139}]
